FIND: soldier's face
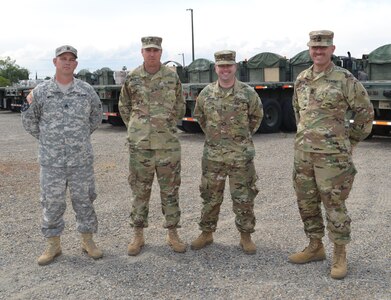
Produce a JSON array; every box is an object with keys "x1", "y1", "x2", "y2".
[
  {"x1": 215, "y1": 64, "x2": 236, "y2": 83},
  {"x1": 53, "y1": 53, "x2": 78, "y2": 76},
  {"x1": 309, "y1": 45, "x2": 335, "y2": 69},
  {"x1": 142, "y1": 48, "x2": 162, "y2": 68}
]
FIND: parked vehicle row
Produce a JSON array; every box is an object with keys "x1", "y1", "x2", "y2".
[{"x1": 1, "y1": 44, "x2": 391, "y2": 136}]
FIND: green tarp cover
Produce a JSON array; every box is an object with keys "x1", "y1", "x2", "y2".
[
  {"x1": 187, "y1": 59, "x2": 214, "y2": 72},
  {"x1": 247, "y1": 52, "x2": 286, "y2": 69},
  {"x1": 289, "y1": 50, "x2": 311, "y2": 66},
  {"x1": 368, "y1": 44, "x2": 391, "y2": 64},
  {"x1": 77, "y1": 69, "x2": 92, "y2": 76}
]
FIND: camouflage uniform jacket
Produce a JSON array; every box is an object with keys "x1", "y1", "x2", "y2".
[
  {"x1": 21, "y1": 78, "x2": 102, "y2": 167},
  {"x1": 118, "y1": 64, "x2": 185, "y2": 150},
  {"x1": 293, "y1": 63, "x2": 374, "y2": 153},
  {"x1": 194, "y1": 80, "x2": 263, "y2": 162}
]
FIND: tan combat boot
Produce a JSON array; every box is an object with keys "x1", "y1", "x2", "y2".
[
  {"x1": 81, "y1": 233, "x2": 103, "y2": 259},
  {"x1": 240, "y1": 232, "x2": 257, "y2": 254},
  {"x1": 37, "y1": 236, "x2": 62, "y2": 266},
  {"x1": 331, "y1": 244, "x2": 347, "y2": 279},
  {"x1": 288, "y1": 238, "x2": 326, "y2": 264},
  {"x1": 191, "y1": 231, "x2": 213, "y2": 250},
  {"x1": 127, "y1": 227, "x2": 145, "y2": 256},
  {"x1": 167, "y1": 228, "x2": 187, "y2": 253}
]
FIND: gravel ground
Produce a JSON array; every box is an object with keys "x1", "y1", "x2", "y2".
[{"x1": 0, "y1": 110, "x2": 390, "y2": 300}]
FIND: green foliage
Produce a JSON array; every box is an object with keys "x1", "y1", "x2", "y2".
[
  {"x1": 0, "y1": 76, "x2": 11, "y2": 87},
  {"x1": 0, "y1": 57, "x2": 30, "y2": 84}
]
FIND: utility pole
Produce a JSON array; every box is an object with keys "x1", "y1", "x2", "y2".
[{"x1": 186, "y1": 8, "x2": 195, "y2": 62}]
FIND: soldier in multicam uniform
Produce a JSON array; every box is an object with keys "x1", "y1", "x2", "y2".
[
  {"x1": 191, "y1": 50, "x2": 263, "y2": 254},
  {"x1": 21, "y1": 45, "x2": 104, "y2": 265},
  {"x1": 288, "y1": 31, "x2": 374, "y2": 279},
  {"x1": 118, "y1": 36, "x2": 187, "y2": 256}
]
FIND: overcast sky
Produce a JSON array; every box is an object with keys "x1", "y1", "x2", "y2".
[{"x1": 2, "y1": 0, "x2": 390, "y2": 79}]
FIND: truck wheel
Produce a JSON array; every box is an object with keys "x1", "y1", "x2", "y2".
[
  {"x1": 258, "y1": 98, "x2": 282, "y2": 133},
  {"x1": 281, "y1": 101, "x2": 297, "y2": 132}
]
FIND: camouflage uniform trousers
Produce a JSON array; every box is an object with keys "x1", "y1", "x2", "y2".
[
  {"x1": 128, "y1": 147, "x2": 181, "y2": 228},
  {"x1": 293, "y1": 150, "x2": 357, "y2": 245},
  {"x1": 40, "y1": 164, "x2": 98, "y2": 238},
  {"x1": 198, "y1": 157, "x2": 259, "y2": 233}
]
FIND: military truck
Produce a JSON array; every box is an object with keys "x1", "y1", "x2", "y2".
[
  {"x1": 361, "y1": 44, "x2": 391, "y2": 135},
  {"x1": 75, "y1": 68, "x2": 124, "y2": 125},
  {"x1": 176, "y1": 45, "x2": 391, "y2": 135},
  {"x1": 1, "y1": 80, "x2": 42, "y2": 112}
]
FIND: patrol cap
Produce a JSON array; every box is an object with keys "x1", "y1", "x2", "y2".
[
  {"x1": 307, "y1": 30, "x2": 334, "y2": 47},
  {"x1": 141, "y1": 36, "x2": 162, "y2": 49},
  {"x1": 214, "y1": 50, "x2": 236, "y2": 65},
  {"x1": 55, "y1": 45, "x2": 78, "y2": 58}
]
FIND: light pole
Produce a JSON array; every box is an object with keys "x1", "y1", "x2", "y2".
[
  {"x1": 186, "y1": 8, "x2": 195, "y2": 62},
  {"x1": 178, "y1": 53, "x2": 185, "y2": 67}
]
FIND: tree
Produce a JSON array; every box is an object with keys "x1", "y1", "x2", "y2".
[
  {"x1": 0, "y1": 57, "x2": 30, "y2": 86},
  {"x1": 0, "y1": 76, "x2": 11, "y2": 87}
]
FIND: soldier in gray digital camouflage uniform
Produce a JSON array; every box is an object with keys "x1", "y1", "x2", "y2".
[
  {"x1": 22, "y1": 45, "x2": 103, "y2": 265},
  {"x1": 288, "y1": 30, "x2": 374, "y2": 279},
  {"x1": 118, "y1": 36, "x2": 187, "y2": 256},
  {"x1": 191, "y1": 50, "x2": 263, "y2": 254}
]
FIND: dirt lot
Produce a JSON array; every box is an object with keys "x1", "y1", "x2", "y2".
[{"x1": 0, "y1": 110, "x2": 390, "y2": 299}]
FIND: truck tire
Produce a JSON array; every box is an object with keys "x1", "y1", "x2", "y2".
[
  {"x1": 281, "y1": 101, "x2": 297, "y2": 132},
  {"x1": 258, "y1": 98, "x2": 282, "y2": 133}
]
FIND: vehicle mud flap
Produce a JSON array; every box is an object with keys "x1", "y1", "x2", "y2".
[
  {"x1": 181, "y1": 120, "x2": 202, "y2": 133},
  {"x1": 281, "y1": 100, "x2": 297, "y2": 132},
  {"x1": 108, "y1": 116, "x2": 124, "y2": 126}
]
